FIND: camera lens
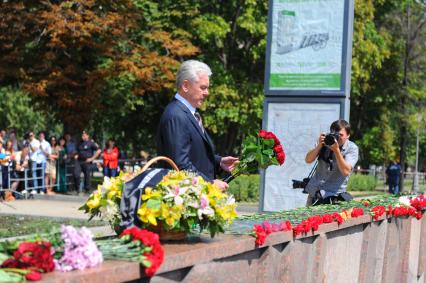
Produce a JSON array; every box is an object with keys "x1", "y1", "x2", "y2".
[{"x1": 324, "y1": 132, "x2": 339, "y2": 146}]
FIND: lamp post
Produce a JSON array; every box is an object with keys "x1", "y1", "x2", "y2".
[{"x1": 413, "y1": 115, "x2": 421, "y2": 194}]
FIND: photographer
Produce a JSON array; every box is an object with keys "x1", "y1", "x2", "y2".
[{"x1": 304, "y1": 119, "x2": 359, "y2": 206}]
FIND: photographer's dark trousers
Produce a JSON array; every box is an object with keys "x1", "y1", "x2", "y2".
[
  {"x1": 307, "y1": 191, "x2": 353, "y2": 206},
  {"x1": 74, "y1": 161, "x2": 92, "y2": 193}
]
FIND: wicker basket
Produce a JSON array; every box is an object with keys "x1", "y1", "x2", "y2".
[{"x1": 140, "y1": 156, "x2": 186, "y2": 241}]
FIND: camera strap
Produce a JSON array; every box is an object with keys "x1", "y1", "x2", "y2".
[{"x1": 307, "y1": 161, "x2": 318, "y2": 179}]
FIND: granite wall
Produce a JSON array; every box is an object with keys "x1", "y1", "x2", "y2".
[{"x1": 43, "y1": 214, "x2": 426, "y2": 283}]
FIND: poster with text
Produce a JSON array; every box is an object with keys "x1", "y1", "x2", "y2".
[
  {"x1": 262, "y1": 102, "x2": 341, "y2": 211},
  {"x1": 268, "y1": 0, "x2": 345, "y2": 91}
]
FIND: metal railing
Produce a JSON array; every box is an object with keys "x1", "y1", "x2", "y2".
[{"x1": 0, "y1": 158, "x2": 147, "y2": 199}]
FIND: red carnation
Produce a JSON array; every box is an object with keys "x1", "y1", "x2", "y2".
[
  {"x1": 351, "y1": 208, "x2": 364, "y2": 218},
  {"x1": 120, "y1": 227, "x2": 164, "y2": 277},
  {"x1": 1, "y1": 258, "x2": 19, "y2": 268},
  {"x1": 271, "y1": 223, "x2": 281, "y2": 232},
  {"x1": 280, "y1": 221, "x2": 292, "y2": 231},
  {"x1": 322, "y1": 214, "x2": 334, "y2": 223},
  {"x1": 258, "y1": 130, "x2": 267, "y2": 138},
  {"x1": 371, "y1": 206, "x2": 386, "y2": 221},
  {"x1": 9, "y1": 241, "x2": 55, "y2": 273},
  {"x1": 332, "y1": 212, "x2": 343, "y2": 225},
  {"x1": 253, "y1": 225, "x2": 267, "y2": 246},
  {"x1": 261, "y1": 221, "x2": 273, "y2": 235},
  {"x1": 26, "y1": 271, "x2": 42, "y2": 281},
  {"x1": 387, "y1": 205, "x2": 393, "y2": 216}
]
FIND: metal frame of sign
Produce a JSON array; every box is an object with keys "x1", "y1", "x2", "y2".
[
  {"x1": 258, "y1": 97, "x2": 346, "y2": 212},
  {"x1": 264, "y1": 0, "x2": 354, "y2": 97}
]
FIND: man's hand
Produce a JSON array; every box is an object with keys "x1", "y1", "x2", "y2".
[
  {"x1": 305, "y1": 133, "x2": 325, "y2": 163},
  {"x1": 318, "y1": 133, "x2": 326, "y2": 147},
  {"x1": 328, "y1": 138, "x2": 340, "y2": 153},
  {"x1": 213, "y1": 179, "x2": 229, "y2": 191},
  {"x1": 220, "y1": 156, "x2": 239, "y2": 172}
]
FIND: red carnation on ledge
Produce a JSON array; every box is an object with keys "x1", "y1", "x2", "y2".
[{"x1": 224, "y1": 130, "x2": 285, "y2": 183}]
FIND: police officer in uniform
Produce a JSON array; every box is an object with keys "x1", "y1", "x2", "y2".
[{"x1": 74, "y1": 131, "x2": 101, "y2": 194}]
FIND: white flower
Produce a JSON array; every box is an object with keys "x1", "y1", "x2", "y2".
[
  {"x1": 197, "y1": 195, "x2": 214, "y2": 219},
  {"x1": 102, "y1": 177, "x2": 112, "y2": 192},
  {"x1": 226, "y1": 196, "x2": 235, "y2": 205},
  {"x1": 99, "y1": 200, "x2": 119, "y2": 222},
  {"x1": 164, "y1": 185, "x2": 188, "y2": 206},
  {"x1": 399, "y1": 196, "x2": 411, "y2": 207}
]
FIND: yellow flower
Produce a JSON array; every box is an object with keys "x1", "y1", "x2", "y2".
[
  {"x1": 207, "y1": 183, "x2": 225, "y2": 206},
  {"x1": 107, "y1": 190, "x2": 117, "y2": 200},
  {"x1": 161, "y1": 203, "x2": 182, "y2": 226},
  {"x1": 137, "y1": 203, "x2": 161, "y2": 226},
  {"x1": 215, "y1": 204, "x2": 238, "y2": 222},
  {"x1": 340, "y1": 209, "x2": 352, "y2": 221},
  {"x1": 142, "y1": 187, "x2": 161, "y2": 201},
  {"x1": 87, "y1": 191, "x2": 101, "y2": 209}
]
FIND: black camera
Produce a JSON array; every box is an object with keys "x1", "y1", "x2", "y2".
[
  {"x1": 292, "y1": 177, "x2": 310, "y2": 193},
  {"x1": 324, "y1": 132, "x2": 340, "y2": 146}
]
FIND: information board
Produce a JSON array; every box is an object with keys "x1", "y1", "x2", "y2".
[
  {"x1": 265, "y1": 0, "x2": 352, "y2": 95},
  {"x1": 260, "y1": 102, "x2": 341, "y2": 211}
]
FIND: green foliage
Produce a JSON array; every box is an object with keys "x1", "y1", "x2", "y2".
[
  {"x1": 0, "y1": 86, "x2": 61, "y2": 136},
  {"x1": 347, "y1": 174, "x2": 378, "y2": 192},
  {"x1": 228, "y1": 174, "x2": 260, "y2": 202}
]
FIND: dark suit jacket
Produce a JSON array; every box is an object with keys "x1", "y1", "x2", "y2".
[{"x1": 156, "y1": 99, "x2": 221, "y2": 181}]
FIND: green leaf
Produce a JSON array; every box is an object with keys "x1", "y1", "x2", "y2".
[{"x1": 146, "y1": 199, "x2": 161, "y2": 210}]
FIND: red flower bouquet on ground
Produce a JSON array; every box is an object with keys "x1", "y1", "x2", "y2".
[
  {"x1": 97, "y1": 226, "x2": 164, "y2": 277},
  {"x1": 224, "y1": 130, "x2": 285, "y2": 182}
]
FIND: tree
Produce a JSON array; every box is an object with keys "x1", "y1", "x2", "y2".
[
  {"x1": 150, "y1": 0, "x2": 268, "y2": 154},
  {"x1": 0, "y1": 86, "x2": 59, "y2": 137},
  {"x1": 374, "y1": 0, "x2": 426, "y2": 190},
  {"x1": 0, "y1": 0, "x2": 197, "y2": 135}
]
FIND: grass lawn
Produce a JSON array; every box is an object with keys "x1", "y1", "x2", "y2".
[{"x1": 0, "y1": 215, "x2": 107, "y2": 239}]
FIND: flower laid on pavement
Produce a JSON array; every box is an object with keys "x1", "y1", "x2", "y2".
[
  {"x1": 96, "y1": 227, "x2": 164, "y2": 277},
  {"x1": 55, "y1": 225, "x2": 103, "y2": 272},
  {"x1": 249, "y1": 194, "x2": 426, "y2": 246},
  {"x1": 1, "y1": 240, "x2": 55, "y2": 281}
]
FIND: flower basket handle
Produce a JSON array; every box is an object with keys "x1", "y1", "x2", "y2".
[{"x1": 141, "y1": 156, "x2": 179, "y2": 172}]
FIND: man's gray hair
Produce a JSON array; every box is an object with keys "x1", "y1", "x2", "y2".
[{"x1": 176, "y1": 60, "x2": 212, "y2": 90}]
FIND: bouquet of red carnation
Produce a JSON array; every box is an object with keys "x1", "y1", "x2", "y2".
[
  {"x1": 224, "y1": 130, "x2": 285, "y2": 183},
  {"x1": 96, "y1": 227, "x2": 164, "y2": 277},
  {"x1": 1, "y1": 241, "x2": 55, "y2": 281}
]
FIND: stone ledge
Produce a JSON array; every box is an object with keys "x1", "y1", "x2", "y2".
[{"x1": 41, "y1": 214, "x2": 413, "y2": 283}]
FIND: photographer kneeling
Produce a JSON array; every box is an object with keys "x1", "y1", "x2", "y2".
[{"x1": 305, "y1": 119, "x2": 359, "y2": 206}]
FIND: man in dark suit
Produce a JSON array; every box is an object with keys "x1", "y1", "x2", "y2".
[{"x1": 156, "y1": 60, "x2": 238, "y2": 191}]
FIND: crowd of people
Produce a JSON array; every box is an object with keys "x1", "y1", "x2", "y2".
[{"x1": 0, "y1": 129, "x2": 121, "y2": 201}]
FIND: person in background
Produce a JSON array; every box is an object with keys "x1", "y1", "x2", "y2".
[
  {"x1": 3, "y1": 140, "x2": 16, "y2": 191},
  {"x1": 65, "y1": 133, "x2": 76, "y2": 158},
  {"x1": 386, "y1": 160, "x2": 401, "y2": 195},
  {"x1": 45, "y1": 136, "x2": 59, "y2": 194},
  {"x1": 8, "y1": 130, "x2": 20, "y2": 151},
  {"x1": 57, "y1": 137, "x2": 68, "y2": 193},
  {"x1": 0, "y1": 130, "x2": 6, "y2": 145},
  {"x1": 0, "y1": 141, "x2": 6, "y2": 199},
  {"x1": 28, "y1": 131, "x2": 40, "y2": 194},
  {"x1": 37, "y1": 131, "x2": 51, "y2": 194},
  {"x1": 102, "y1": 139, "x2": 119, "y2": 178},
  {"x1": 10, "y1": 146, "x2": 30, "y2": 198},
  {"x1": 74, "y1": 130, "x2": 101, "y2": 195}
]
